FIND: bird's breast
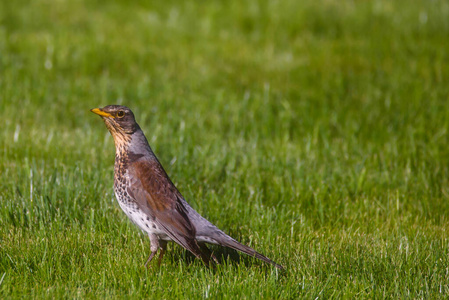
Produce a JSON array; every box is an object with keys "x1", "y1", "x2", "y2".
[{"x1": 113, "y1": 169, "x2": 171, "y2": 241}]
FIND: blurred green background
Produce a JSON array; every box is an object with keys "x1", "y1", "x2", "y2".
[{"x1": 1, "y1": 0, "x2": 449, "y2": 298}]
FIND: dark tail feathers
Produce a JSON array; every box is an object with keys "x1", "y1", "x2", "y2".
[{"x1": 216, "y1": 236, "x2": 284, "y2": 270}]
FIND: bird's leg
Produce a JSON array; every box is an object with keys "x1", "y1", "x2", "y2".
[
  {"x1": 144, "y1": 251, "x2": 157, "y2": 268},
  {"x1": 199, "y1": 243, "x2": 220, "y2": 266},
  {"x1": 205, "y1": 246, "x2": 220, "y2": 264},
  {"x1": 211, "y1": 253, "x2": 220, "y2": 264},
  {"x1": 157, "y1": 241, "x2": 167, "y2": 266},
  {"x1": 145, "y1": 233, "x2": 160, "y2": 268}
]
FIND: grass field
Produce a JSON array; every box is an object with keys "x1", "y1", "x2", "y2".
[{"x1": 1, "y1": 0, "x2": 449, "y2": 298}]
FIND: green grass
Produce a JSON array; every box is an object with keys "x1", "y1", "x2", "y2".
[{"x1": 1, "y1": 0, "x2": 449, "y2": 298}]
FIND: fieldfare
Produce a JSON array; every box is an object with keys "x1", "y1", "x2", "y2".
[{"x1": 91, "y1": 105, "x2": 283, "y2": 269}]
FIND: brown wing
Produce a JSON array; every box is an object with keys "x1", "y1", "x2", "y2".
[{"x1": 126, "y1": 158, "x2": 210, "y2": 264}]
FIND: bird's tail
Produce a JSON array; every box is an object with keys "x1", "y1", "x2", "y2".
[{"x1": 215, "y1": 234, "x2": 284, "y2": 270}]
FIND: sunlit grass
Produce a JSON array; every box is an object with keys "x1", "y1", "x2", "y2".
[{"x1": 1, "y1": 0, "x2": 449, "y2": 298}]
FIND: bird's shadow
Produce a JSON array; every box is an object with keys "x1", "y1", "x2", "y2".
[
  {"x1": 182, "y1": 245, "x2": 285, "y2": 276},
  {"x1": 139, "y1": 234, "x2": 285, "y2": 274}
]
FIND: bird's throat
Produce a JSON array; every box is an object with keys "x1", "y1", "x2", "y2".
[
  {"x1": 111, "y1": 132, "x2": 132, "y2": 181},
  {"x1": 114, "y1": 144, "x2": 129, "y2": 183}
]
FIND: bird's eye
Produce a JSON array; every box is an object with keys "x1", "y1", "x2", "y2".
[{"x1": 117, "y1": 111, "x2": 125, "y2": 118}]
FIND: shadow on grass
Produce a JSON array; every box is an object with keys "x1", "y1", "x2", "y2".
[{"x1": 181, "y1": 245, "x2": 286, "y2": 274}]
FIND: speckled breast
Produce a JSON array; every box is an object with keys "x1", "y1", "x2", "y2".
[{"x1": 113, "y1": 160, "x2": 170, "y2": 240}]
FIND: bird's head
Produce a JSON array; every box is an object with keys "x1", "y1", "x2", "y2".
[{"x1": 91, "y1": 105, "x2": 140, "y2": 147}]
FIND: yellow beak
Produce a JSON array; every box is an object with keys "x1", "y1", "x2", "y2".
[{"x1": 91, "y1": 108, "x2": 114, "y2": 118}]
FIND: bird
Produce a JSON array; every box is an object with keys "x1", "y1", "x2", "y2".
[{"x1": 91, "y1": 105, "x2": 283, "y2": 269}]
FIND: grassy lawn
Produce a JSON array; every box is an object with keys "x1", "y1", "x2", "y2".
[{"x1": 1, "y1": 0, "x2": 449, "y2": 298}]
